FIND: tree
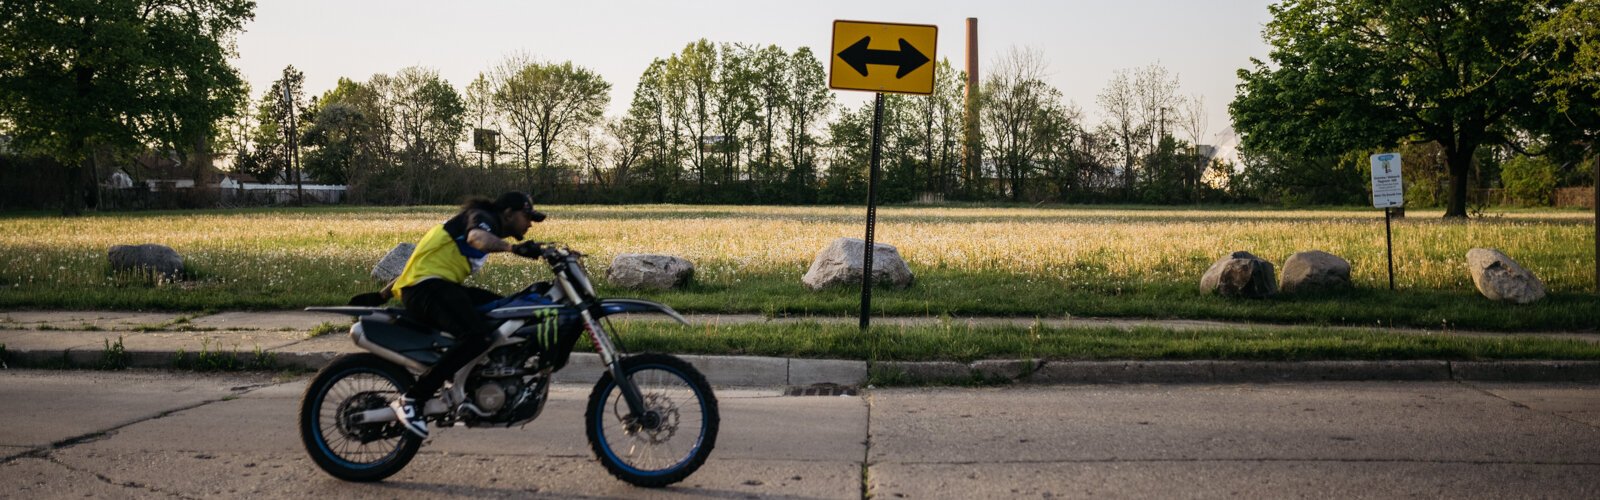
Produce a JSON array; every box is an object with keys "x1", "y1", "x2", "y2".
[
  {"x1": 269, "y1": 65, "x2": 306, "y2": 200},
  {"x1": 1177, "y1": 94, "x2": 1210, "y2": 201},
  {"x1": 749, "y1": 44, "x2": 790, "y2": 185},
  {"x1": 493, "y1": 57, "x2": 609, "y2": 193},
  {"x1": 0, "y1": 0, "x2": 255, "y2": 214},
  {"x1": 301, "y1": 100, "x2": 373, "y2": 186},
  {"x1": 1529, "y1": 0, "x2": 1600, "y2": 291},
  {"x1": 1232, "y1": 0, "x2": 1571, "y2": 217},
  {"x1": 1133, "y1": 63, "x2": 1181, "y2": 157},
  {"x1": 463, "y1": 73, "x2": 498, "y2": 168},
  {"x1": 711, "y1": 43, "x2": 757, "y2": 187},
  {"x1": 244, "y1": 81, "x2": 290, "y2": 183},
  {"x1": 906, "y1": 59, "x2": 967, "y2": 196},
  {"x1": 982, "y1": 47, "x2": 1068, "y2": 201},
  {"x1": 668, "y1": 40, "x2": 717, "y2": 195},
  {"x1": 783, "y1": 47, "x2": 833, "y2": 200},
  {"x1": 388, "y1": 66, "x2": 465, "y2": 202},
  {"x1": 1097, "y1": 68, "x2": 1142, "y2": 197}
]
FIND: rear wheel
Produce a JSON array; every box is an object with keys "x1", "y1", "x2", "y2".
[
  {"x1": 585, "y1": 353, "x2": 719, "y2": 487},
  {"x1": 299, "y1": 353, "x2": 423, "y2": 482}
]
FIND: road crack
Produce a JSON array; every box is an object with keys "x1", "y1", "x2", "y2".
[
  {"x1": 861, "y1": 388, "x2": 874, "y2": 500},
  {"x1": 1458, "y1": 380, "x2": 1600, "y2": 432}
]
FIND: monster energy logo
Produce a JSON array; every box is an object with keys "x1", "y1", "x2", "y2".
[{"x1": 531, "y1": 307, "x2": 560, "y2": 349}]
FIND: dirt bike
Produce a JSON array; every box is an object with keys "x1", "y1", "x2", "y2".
[{"x1": 298, "y1": 246, "x2": 717, "y2": 487}]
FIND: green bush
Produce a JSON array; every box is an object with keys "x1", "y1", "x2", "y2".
[{"x1": 1501, "y1": 155, "x2": 1558, "y2": 206}]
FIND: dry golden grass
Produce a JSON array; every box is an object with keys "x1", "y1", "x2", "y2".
[{"x1": 1, "y1": 206, "x2": 1593, "y2": 296}]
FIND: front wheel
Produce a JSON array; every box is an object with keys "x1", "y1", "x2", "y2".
[
  {"x1": 585, "y1": 353, "x2": 719, "y2": 487},
  {"x1": 299, "y1": 353, "x2": 423, "y2": 482}
]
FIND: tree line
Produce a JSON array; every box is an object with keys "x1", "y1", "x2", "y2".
[
  {"x1": 3, "y1": 0, "x2": 1595, "y2": 213},
  {"x1": 225, "y1": 42, "x2": 1237, "y2": 206}
]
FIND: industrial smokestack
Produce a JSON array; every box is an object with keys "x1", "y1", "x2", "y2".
[{"x1": 963, "y1": 17, "x2": 981, "y2": 193}]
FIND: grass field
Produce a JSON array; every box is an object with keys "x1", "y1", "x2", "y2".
[{"x1": 0, "y1": 205, "x2": 1594, "y2": 331}]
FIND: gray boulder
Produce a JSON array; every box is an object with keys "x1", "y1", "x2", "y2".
[
  {"x1": 802, "y1": 238, "x2": 914, "y2": 291},
  {"x1": 1280, "y1": 250, "x2": 1353, "y2": 293},
  {"x1": 1199, "y1": 251, "x2": 1277, "y2": 298},
  {"x1": 1466, "y1": 248, "x2": 1546, "y2": 304},
  {"x1": 606, "y1": 254, "x2": 695, "y2": 290},
  {"x1": 370, "y1": 243, "x2": 416, "y2": 283},
  {"x1": 108, "y1": 244, "x2": 184, "y2": 279}
]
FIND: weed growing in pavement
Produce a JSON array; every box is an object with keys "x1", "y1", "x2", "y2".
[
  {"x1": 306, "y1": 321, "x2": 346, "y2": 339},
  {"x1": 247, "y1": 344, "x2": 277, "y2": 370},
  {"x1": 172, "y1": 338, "x2": 238, "y2": 371},
  {"x1": 171, "y1": 339, "x2": 276, "y2": 372},
  {"x1": 98, "y1": 336, "x2": 129, "y2": 370}
]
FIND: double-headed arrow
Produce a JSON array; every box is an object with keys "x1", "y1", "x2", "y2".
[{"x1": 838, "y1": 36, "x2": 930, "y2": 79}]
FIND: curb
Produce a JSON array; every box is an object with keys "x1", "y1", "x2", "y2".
[{"x1": 3, "y1": 346, "x2": 1598, "y2": 384}]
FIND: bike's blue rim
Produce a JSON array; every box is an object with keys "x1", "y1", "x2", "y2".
[
  {"x1": 312, "y1": 366, "x2": 404, "y2": 470},
  {"x1": 594, "y1": 364, "x2": 708, "y2": 476}
]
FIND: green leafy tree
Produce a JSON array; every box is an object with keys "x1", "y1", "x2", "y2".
[
  {"x1": 821, "y1": 102, "x2": 873, "y2": 203},
  {"x1": 1501, "y1": 154, "x2": 1558, "y2": 206},
  {"x1": 1232, "y1": 0, "x2": 1572, "y2": 217},
  {"x1": 749, "y1": 44, "x2": 790, "y2": 185},
  {"x1": 299, "y1": 77, "x2": 392, "y2": 202},
  {"x1": 493, "y1": 58, "x2": 609, "y2": 193},
  {"x1": 387, "y1": 66, "x2": 466, "y2": 202},
  {"x1": 982, "y1": 48, "x2": 1072, "y2": 201},
  {"x1": 905, "y1": 59, "x2": 967, "y2": 196},
  {"x1": 0, "y1": 0, "x2": 255, "y2": 214},
  {"x1": 783, "y1": 47, "x2": 833, "y2": 201},
  {"x1": 301, "y1": 101, "x2": 371, "y2": 186},
  {"x1": 668, "y1": 40, "x2": 717, "y2": 194},
  {"x1": 463, "y1": 73, "x2": 498, "y2": 168}
]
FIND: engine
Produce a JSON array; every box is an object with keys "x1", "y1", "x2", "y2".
[
  {"x1": 459, "y1": 346, "x2": 549, "y2": 426},
  {"x1": 472, "y1": 379, "x2": 514, "y2": 413}
]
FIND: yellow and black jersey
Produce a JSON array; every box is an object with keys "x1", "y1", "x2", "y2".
[{"x1": 392, "y1": 208, "x2": 503, "y2": 299}]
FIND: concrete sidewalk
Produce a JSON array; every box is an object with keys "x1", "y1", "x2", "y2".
[{"x1": 2, "y1": 309, "x2": 1597, "y2": 384}]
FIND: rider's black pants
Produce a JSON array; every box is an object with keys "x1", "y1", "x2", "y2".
[{"x1": 400, "y1": 278, "x2": 502, "y2": 401}]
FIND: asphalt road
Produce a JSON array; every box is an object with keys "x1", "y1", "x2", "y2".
[{"x1": 1, "y1": 369, "x2": 1597, "y2": 499}]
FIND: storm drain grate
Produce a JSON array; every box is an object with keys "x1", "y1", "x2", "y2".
[{"x1": 783, "y1": 383, "x2": 859, "y2": 397}]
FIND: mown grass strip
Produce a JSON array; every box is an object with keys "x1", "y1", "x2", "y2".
[{"x1": 609, "y1": 321, "x2": 1600, "y2": 362}]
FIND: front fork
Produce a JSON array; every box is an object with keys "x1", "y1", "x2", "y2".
[{"x1": 582, "y1": 308, "x2": 650, "y2": 421}]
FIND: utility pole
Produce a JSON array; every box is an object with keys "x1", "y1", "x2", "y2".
[{"x1": 284, "y1": 84, "x2": 304, "y2": 205}]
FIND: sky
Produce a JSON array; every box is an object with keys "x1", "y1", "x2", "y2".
[{"x1": 232, "y1": 0, "x2": 1278, "y2": 148}]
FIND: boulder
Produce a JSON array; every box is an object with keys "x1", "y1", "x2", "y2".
[
  {"x1": 1280, "y1": 250, "x2": 1353, "y2": 293},
  {"x1": 1199, "y1": 251, "x2": 1277, "y2": 298},
  {"x1": 606, "y1": 254, "x2": 695, "y2": 290},
  {"x1": 107, "y1": 244, "x2": 184, "y2": 279},
  {"x1": 370, "y1": 243, "x2": 416, "y2": 283},
  {"x1": 802, "y1": 238, "x2": 914, "y2": 291},
  {"x1": 1466, "y1": 248, "x2": 1546, "y2": 304}
]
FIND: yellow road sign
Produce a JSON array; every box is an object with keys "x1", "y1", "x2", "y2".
[{"x1": 829, "y1": 20, "x2": 937, "y2": 95}]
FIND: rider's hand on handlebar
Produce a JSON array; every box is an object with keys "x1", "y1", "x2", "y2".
[{"x1": 511, "y1": 240, "x2": 545, "y2": 259}]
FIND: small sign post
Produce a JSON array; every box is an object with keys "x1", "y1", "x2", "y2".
[
  {"x1": 829, "y1": 20, "x2": 937, "y2": 330},
  {"x1": 1371, "y1": 153, "x2": 1404, "y2": 290}
]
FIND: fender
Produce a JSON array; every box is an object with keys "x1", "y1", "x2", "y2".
[{"x1": 594, "y1": 299, "x2": 690, "y2": 325}]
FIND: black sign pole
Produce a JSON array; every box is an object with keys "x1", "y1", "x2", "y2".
[
  {"x1": 1385, "y1": 207, "x2": 1395, "y2": 291},
  {"x1": 861, "y1": 92, "x2": 885, "y2": 331}
]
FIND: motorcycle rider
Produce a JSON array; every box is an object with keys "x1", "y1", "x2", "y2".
[{"x1": 386, "y1": 192, "x2": 547, "y2": 438}]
